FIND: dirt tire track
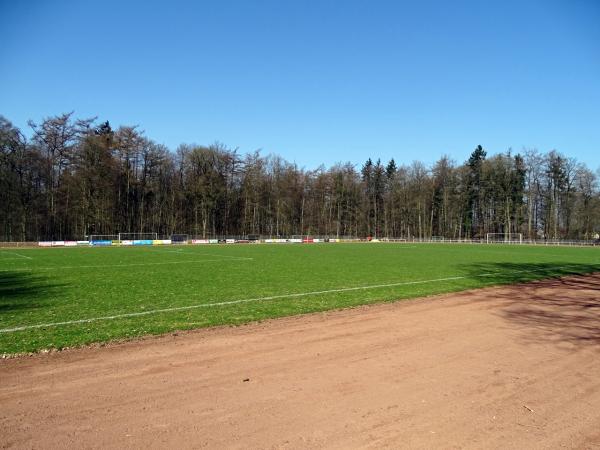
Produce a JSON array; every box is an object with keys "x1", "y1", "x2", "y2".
[{"x1": 2, "y1": 273, "x2": 600, "y2": 449}]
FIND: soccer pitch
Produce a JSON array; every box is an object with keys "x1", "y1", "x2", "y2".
[{"x1": 1, "y1": 243, "x2": 599, "y2": 354}]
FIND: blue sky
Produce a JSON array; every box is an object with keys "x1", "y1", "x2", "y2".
[{"x1": 1, "y1": 0, "x2": 599, "y2": 170}]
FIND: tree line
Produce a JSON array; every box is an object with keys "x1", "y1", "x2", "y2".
[{"x1": 1, "y1": 112, "x2": 599, "y2": 241}]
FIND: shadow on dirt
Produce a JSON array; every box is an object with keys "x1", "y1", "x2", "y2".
[
  {"x1": 0, "y1": 271, "x2": 64, "y2": 314},
  {"x1": 461, "y1": 262, "x2": 600, "y2": 348}
]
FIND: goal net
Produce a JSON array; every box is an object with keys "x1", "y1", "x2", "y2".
[
  {"x1": 486, "y1": 233, "x2": 523, "y2": 244},
  {"x1": 117, "y1": 232, "x2": 158, "y2": 242},
  {"x1": 170, "y1": 234, "x2": 189, "y2": 244}
]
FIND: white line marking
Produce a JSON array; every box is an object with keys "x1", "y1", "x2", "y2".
[
  {"x1": 0, "y1": 251, "x2": 32, "y2": 260},
  {"x1": 1, "y1": 263, "x2": 596, "y2": 334},
  {"x1": 195, "y1": 252, "x2": 254, "y2": 260},
  {"x1": 0, "y1": 276, "x2": 467, "y2": 333},
  {"x1": 0, "y1": 258, "x2": 251, "y2": 272},
  {"x1": 144, "y1": 248, "x2": 185, "y2": 253},
  {"x1": 146, "y1": 248, "x2": 254, "y2": 260}
]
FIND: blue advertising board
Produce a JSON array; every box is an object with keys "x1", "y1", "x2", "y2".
[
  {"x1": 91, "y1": 240, "x2": 112, "y2": 246},
  {"x1": 133, "y1": 240, "x2": 153, "y2": 245}
]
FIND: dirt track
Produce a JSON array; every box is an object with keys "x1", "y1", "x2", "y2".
[{"x1": 2, "y1": 274, "x2": 600, "y2": 449}]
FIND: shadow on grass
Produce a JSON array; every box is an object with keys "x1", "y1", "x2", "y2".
[
  {"x1": 460, "y1": 261, "x2": 600, "y2": 285},
  {"x1": 0, "y1": 271, "x2": 64, "y2": 313},
  {"x1": 461, "y1": 262, "x2": 600, "y2": 348}
]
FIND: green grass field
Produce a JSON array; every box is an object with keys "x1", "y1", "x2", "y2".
[{"x1": 1, "y1": 243, "x2": 599, "y2": 354}]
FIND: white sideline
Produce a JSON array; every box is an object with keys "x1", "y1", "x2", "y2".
[
  {"x1": 145, "y1": 248, "x2": 252, "y2": 259},
  {"x1": 0, "y1": 263, "x2": 594, "y2": 334},
  {"x1": 0, "y1": 258, "x2": 253, "y2": 272},
  {"x1": 0, "y1": 251, "x2": 32, "y2": 260},
  {"x1": 196, "y1": 252, "x2": 254, "y2": 260},
  {"x1": 147, "y1": 248, "x2": 254, "y2": 260},
  {"x1": 0, "y1": 275, "x2": 467, "y2": 333}
]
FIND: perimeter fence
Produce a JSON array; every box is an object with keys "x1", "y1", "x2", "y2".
[{"x1": 1, "y1": 235, "x2": 599, "y2": 248}]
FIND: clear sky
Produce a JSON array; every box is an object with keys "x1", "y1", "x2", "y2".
[{"x1": 1, "y1": 0, "x2": 599, "y2": 170}]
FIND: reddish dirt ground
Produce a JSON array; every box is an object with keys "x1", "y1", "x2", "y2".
[{"x1": 2, "y1": 274, "x2": 600, "y2": 449}]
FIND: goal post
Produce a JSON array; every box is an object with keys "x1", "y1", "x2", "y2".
[
  {"x1": 170, "y1": 234, "x2": 189, "y2": 244},
  {"x1": 486, "y1": 233, "x2": 523, "y2": 244},
  {"x1": 117, "y1": 232, "x2": 158, "y2": 242}
]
